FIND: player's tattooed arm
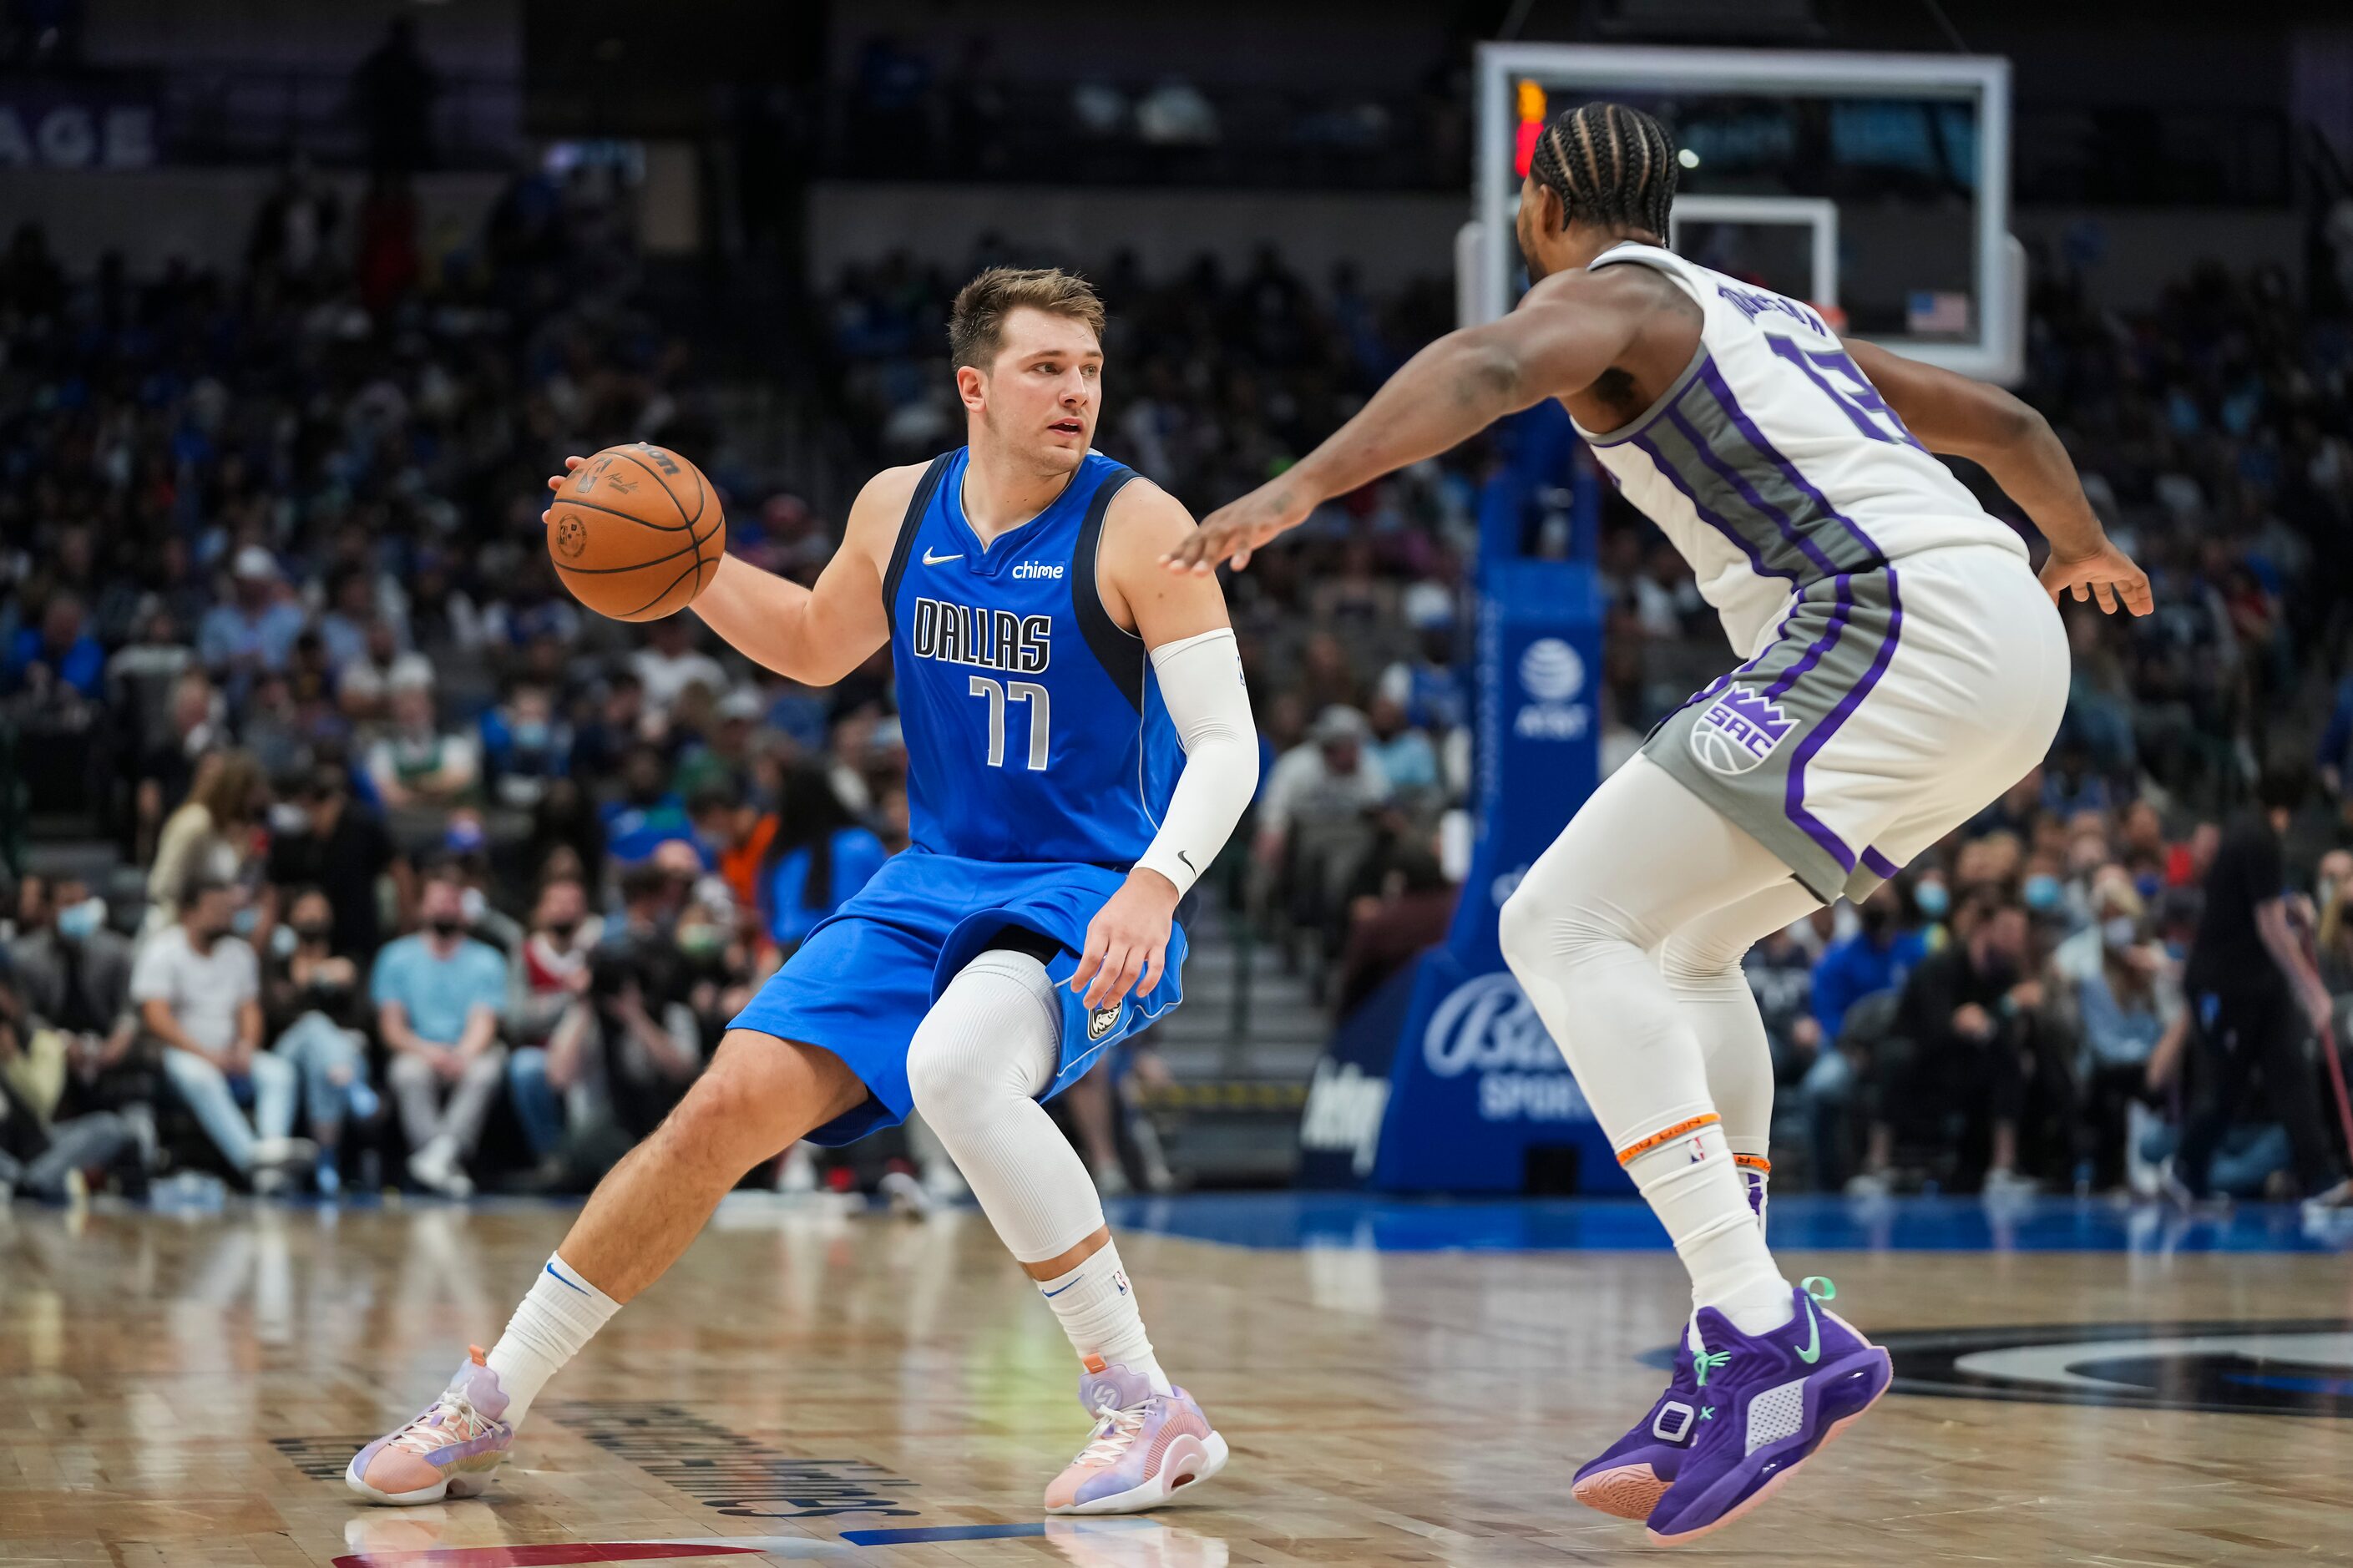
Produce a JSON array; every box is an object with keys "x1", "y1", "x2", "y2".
[
  {"x1": 686, "y1": 463, "x2": 920, "y2": 685},
  {"x1": 1844, "y1": 340, "x2": 2152, "y2": 617},
  {"x1": 1167, "y1": 267, "x2": 1644, "y2": 574}
]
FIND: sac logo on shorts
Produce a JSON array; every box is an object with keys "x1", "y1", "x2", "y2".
[{"x1": 1689, "y1": 687, "x2": 1797, "y2": 776}]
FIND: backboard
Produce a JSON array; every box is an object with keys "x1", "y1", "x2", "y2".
[{"x1": 1470, "y1": 43, "x2": 2023, "y2": 382}]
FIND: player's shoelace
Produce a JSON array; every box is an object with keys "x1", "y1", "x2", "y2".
[
  {"x1": 386, "y1": 1390, "x2": 497, "y2": 1457},
  {"x1": 1075, "y1": 1399, "x2": 1151, "y2": 1466}
]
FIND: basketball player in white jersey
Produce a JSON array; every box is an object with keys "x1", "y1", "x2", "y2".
[{"x1": 1170, "y1": 103, "x2": 2150, "y2": 1544}]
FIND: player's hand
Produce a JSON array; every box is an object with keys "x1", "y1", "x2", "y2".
[
  {"x1": 1162, "y1": 476, "x2": 1317, "y2": 574},
  {"x1": 2039, "y1": 539, "x2": 2153, "y2": 616},
  {"x1": 1070, "y1": 868, "x2": 1182, "y2": 1011},
  {"x1": 539, "y1": 454, "x2": 587, "y2": 526}
]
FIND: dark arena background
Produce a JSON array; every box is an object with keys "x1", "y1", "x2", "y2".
[{"x1": 4, "y1": 2, "x2": 2353, "y2": 1564}]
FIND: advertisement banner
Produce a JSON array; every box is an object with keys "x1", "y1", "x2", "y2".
[
  {"x1": 0, "y1": 74, "x2": 158, "y2": 169},
  {"x1": 1296, "y1": 554, "x2": 1624, "y2": 1194}
]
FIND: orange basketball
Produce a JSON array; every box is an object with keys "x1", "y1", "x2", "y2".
[{"x1": 546, "y1": 443, "x2": 726, "y2": 622}]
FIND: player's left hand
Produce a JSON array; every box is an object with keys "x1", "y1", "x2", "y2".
[
  {"x1": 1070, "y1": 868, "x2": 1182, "y2": 1010},
  {"x1": 1162, "y1": 477, "x2": 1316, "y2": 574},
  {"x1": 2039, "y1": 539, "x2": 2153, "y2": 616}
]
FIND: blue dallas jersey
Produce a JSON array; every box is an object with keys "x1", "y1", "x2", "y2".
[{"x1": 883, "y1": 447, "x2": 1183, "y2": 868}]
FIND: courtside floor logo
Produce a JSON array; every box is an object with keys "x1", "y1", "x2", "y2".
[{"x1": 1870, "y1": 1320, "x2": 2353, "y2": 1419}]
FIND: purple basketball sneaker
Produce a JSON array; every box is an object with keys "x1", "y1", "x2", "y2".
[
  {"x1": 1573, "y1": 1161, "x2": 1771, "y2": 1519},
  {"x1": 1571, "y1": 1330, "x2": 1700, "y2": 1518},
  {"x1": 346, "y1": 1347, "x2": 515, "y2": 1505},
  {"x1": 1642, "y1": 1278, "x2": 1891, "y2": 1545}
]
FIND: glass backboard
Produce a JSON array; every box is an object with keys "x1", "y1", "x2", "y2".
[{"x1": 1471, "y1": 44, "x2": 2022, "y2": 382}]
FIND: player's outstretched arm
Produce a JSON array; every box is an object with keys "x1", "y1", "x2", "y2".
[
  {"x1": 1068, "y1": 482, "x2": 1259, "y2": 1011},
  {"x1": 544, "y1": 457, "x2": 914, "y2": 685},
  {"x1": 687, "y1": 464, "x2": 924, "y2": 683},
  {"x1": 1844, "y1": 340, "x2": 2152, "y2": 617},
  {"x1": 1165, "y1": 268, "x2": 1643, "y2": 574}
]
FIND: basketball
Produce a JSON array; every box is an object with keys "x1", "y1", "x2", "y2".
[{"x1": 546, "y1": 443, "x2": 726, "y2": 622}]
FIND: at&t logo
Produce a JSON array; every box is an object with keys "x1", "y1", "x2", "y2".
[{"x1": 1513, "y1": 637, "x2": 1590, "y2": 742}]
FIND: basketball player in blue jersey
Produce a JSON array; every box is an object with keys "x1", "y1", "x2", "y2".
[
  {"x1": 1171, "y1": 104, "x2": 2153, "y2": 1544},
  {"x1": 350, "y1": 269, "x2": 1259, "y2": 1516}
]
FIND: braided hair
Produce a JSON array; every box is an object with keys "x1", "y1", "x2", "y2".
[{"x1": 1526, "y1": 102, "x2": 1677, "y2": 241}]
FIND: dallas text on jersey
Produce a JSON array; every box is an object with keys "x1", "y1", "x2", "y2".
[{"x1": 908, "y1": 596, "x2": 1052, "y2": 674}]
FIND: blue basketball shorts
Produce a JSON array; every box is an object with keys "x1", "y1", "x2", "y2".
[{"x1": 728, "y1": 849, "x2": 1186, "y2": 1146}]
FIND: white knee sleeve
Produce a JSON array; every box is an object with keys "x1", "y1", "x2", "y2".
[{"x1": 904, "y1": 948, "x2": 1105, "y2": 1263}]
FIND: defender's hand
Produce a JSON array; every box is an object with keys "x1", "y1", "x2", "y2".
[
  {"x1": 2039, "y1": 539, "x2": 2153, "y2": 616},
  {"x1": 539, "y1": 454, "x2": 587, "y2": 526},
  {"x1": 1162, "y1": 478, "x2": 1314, "y2": 574},
  {"x1": 1070, "y1": 868, "x2": 1182, "y2": 1011}
]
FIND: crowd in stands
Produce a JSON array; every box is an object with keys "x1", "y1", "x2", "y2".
[{"x1": 3, "y1": 154, "x2": 2353, "y2": 1209}]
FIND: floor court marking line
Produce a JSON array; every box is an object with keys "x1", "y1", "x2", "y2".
[
  {"x1": 332, "y1": 1545, "x2": 780, "y2": 1568},
  {"x1": 332, "y1": 1523, "x2": 1168, "y2": 1565},
  {"x1": 841, "y1": 1520, "x2": 1162, "y2": 1545}
]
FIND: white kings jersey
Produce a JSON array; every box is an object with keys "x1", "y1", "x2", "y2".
[{"x1": 1571, "y1": 242, "x2": 2027, "y2": 658}]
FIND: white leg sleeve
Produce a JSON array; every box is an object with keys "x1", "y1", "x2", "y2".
[
  {"x1": 1497, "y1": 755, "x2": 1804, "y2": 1333},
  {"x1": 904, "y1": 948, "x2": 1104, "y2": 1264},
  {"x1": 1659, "y1": 879, "x2": 1823, "y2": 1160}
]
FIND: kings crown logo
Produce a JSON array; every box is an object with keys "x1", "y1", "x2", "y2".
[{"x1": 1689, "y1": 687, "x2": 1798, "y2": 776}]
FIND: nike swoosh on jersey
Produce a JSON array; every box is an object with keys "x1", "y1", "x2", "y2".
[{"x1": 922, "y1": 547, "x2": 964, "y2": 565}]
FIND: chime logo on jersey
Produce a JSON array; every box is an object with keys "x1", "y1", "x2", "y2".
[
  {"x1": 908, "y1": 596, "x2": 1051, "y2": 673},
  {"x1": 1689, "y1": 687, "x2": 1797, "y2": 776}
]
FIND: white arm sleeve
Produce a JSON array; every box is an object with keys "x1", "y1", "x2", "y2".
[{"x1": 1133, "y1": 627, "x2": 1259, "y2": 898}]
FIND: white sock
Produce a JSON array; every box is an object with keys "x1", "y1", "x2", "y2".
[
  {"x1": 1035, "y1": 1237, "x2": 1170, "y2": 1395},
  {"x1": 484, "y1": 1252, "x2": 621, "y2": 1425},
  {"x1": 1622, "y1": 1118, "x2": 1793, "y2": 1337}
]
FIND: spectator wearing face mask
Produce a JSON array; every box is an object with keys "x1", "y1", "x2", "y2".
[
  {"x1": 266, "y1": 764, "x2": 408, "y2": 958},
  {"x1": 1808, "y1": 882, "x2": 1926, "y2": 1046},
  {"x1": 8, "y1": 873, "x2": 139, "y2": 1100},
  {"x1": 524, "y1": 862, "x2": 705, "y2": 1186},
  {"x1": 601, "y1": 743, "x2": 696, "y2": 867},
  {"x1": 504, "y1": 874, "x2": 600, "y2": 1167},
  {"x1": 130, "y1": 878, "x2": 314, "y2": 1192},
  {"x1": 479, "y1": 678, "x2": 574, "y2": 811},
  {"x1": 1853, "y1": 894, "x2": 2048, "y2": 1198},
  {"x1": 2052, "y1": 874, "x2": 2184, "y2": 1191},
  {"x1": 264, "y1": 886, "x2": 377, "y2": 1196},
  {"x1": 371, "y1": 863, "x2": 510, "y2": 1197}
]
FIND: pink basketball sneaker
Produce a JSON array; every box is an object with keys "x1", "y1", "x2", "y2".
[
  {"x1": 346, "y1": 1347, "x2": 515, "y2": 1505},
  {"x1": 1043, "y1": 1358, "x2": 1230, "y2": 1515}
]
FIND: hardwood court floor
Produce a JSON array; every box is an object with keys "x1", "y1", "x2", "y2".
[{"x1": 3, "y1": 1194, "x2": 2350, "y2": 1567}]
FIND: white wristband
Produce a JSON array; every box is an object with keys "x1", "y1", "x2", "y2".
[{"x1": 1133, "y1": 628, "x2": 1258, "y2": 897}]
